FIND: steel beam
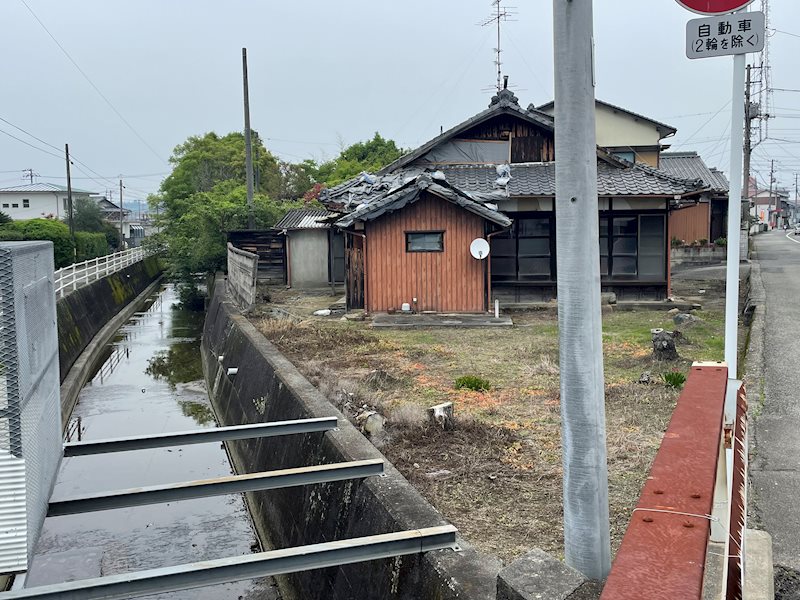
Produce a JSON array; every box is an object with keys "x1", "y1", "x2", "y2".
[
  {"x1": 63, "y1": 417, "x2": 338, "y2": 457},
  {"x1": 0, "y1": 526, "x2": 457, "y2": 600},
  {"x1": 47, "y1": 459, "x2": 384, "y2": 517}
]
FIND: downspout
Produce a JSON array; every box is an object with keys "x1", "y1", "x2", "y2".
[
  {"x1": 53, "y1": 192, "x2": 60, "y2": 218},
  {"x1": 283, "y1": 229, "x2": 291, "y2": 288},
  {"x1": 349, "y1": 229, "x2": 368, "y2": 314},
  {"x1": 486, "y1": 227, "x2": 508, "y2": 313}
]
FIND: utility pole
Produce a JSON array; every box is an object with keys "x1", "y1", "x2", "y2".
[
  {"x1": 553, "y1": 0, "x2": 611, "y2": 581},
  {"x1": 242, "y1": 48, "x2": 255, "y2": 229},
  {"x1": 795, "y1": 172, "x2": 798, "y2": 221},
  {"x1": 23, "y1": 168, "x2": 35, "y2": 184},
  {"x1": 65, "y1": 144, "x2": 75, "y2": 253},
  {"x1": 253, "y1": 129, "x2": 260, "y2": 195},
  {"x1": 743, "y1": 64, "x2": 753, "y2": 225},
  {"x1": 767, "y1": 160, "x2": 774, "y2": 229},
  {"x1": 119, "y1": 179, "x2": 124, "y2": 249}
]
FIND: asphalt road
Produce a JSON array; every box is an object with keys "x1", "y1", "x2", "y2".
[{"x1": 751, "y1": 229, "x2": 800, "y2": 573}]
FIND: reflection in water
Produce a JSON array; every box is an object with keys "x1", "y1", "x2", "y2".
[
  {"x1": 30, "y1": 284, "x2": 280, "y2": 599},
  {"x1": 178, "y1": 399, "x2": 215, "y2": 425}
]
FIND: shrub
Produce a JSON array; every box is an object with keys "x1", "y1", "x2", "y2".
[
  {"x1": 75, "y1": 231, "x2": 109, "y2": 262},
  {"x1": 661, "y1": 370, "x2": 687, "y2": 389},
  {"x1": 0, "y1": 219, "x2": 74, "y2": 268},
  {"x1": 714, "y1": 237, "x2": 727, "y2": 247},
  {"x1": 698, "y1": 238, "x2": 708, "y2": 246},
  {"x1": 0, "y1": 229, "x2": 24, "y2": 241},
  {"x1": 454, "y1": 375, "x2": 491, "y2": 392},
  {"x1": 0, "y1": 211, "x2": 11, "y2": 225}
]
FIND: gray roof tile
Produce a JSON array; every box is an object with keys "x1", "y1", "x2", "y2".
[
  {"x1": 660, "y1": 152, "x2": 728, "y2": 193},
  {"x1": 273, "y1": 208, "x2": 333, "y2": 230}
]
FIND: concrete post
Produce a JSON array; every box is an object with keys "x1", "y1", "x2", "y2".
[{"x1": 552, "y1": 0, "x2": 611, "y2": 581}]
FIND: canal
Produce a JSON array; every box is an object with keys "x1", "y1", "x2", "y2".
[{"x1": 26, "y1": 284, "x2": 280, "y2": 599}]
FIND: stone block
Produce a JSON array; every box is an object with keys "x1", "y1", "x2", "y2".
[{"x1": 497, "y1": 549, "x2": 600, "y2": 600}]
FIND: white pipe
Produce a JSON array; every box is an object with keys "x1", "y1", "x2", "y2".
[{"x1": 494, "y1": 298, "x2": 499, "y2": 319}]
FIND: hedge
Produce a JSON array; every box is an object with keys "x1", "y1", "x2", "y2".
[
  {"x1": 75, "y1": 231, "x2": 109, "y2": 262},
  {"x1": 0, "y1": 220, "x2": 74, "y2": 268}
]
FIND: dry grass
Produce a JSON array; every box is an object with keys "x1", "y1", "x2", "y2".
[{"x1": 253, "y1": 307, "x2": 724, "y2": 563}]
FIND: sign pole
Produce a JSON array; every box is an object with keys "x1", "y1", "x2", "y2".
[{"x1": 724, "y1": 53, "x2": 745, "y2": 377}]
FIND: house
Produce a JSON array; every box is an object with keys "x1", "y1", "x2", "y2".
[
  {"x1": 321, "y1": 88, "x2": 707, "y2": 312},
  {"x1": 536, "y1": 99, "x2": 677, "y2": 168},
  {"x1": 660, "y1": 151, "x2": 729, "y2": 244},
  {"x1": 92, "y1": 194, "x2": 131, "y2": 223},
  {"x1": 752, "y1": 186, "x2": 790, "y2": 229},
  {"x1": 273, "y1": 208, "x2": 345, "y2": 287},
  {"x1": 0, "y1": 183, "x2": 93, "y2": 220}
]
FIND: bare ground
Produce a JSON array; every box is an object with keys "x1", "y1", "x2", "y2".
[{"x1": 251, "y1": 302, "x2": 724, "y2": 563}]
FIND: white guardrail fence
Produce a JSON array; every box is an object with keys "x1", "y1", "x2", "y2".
[{"x1": 54, "y1": 247, "x2": 148, "y2": 298}]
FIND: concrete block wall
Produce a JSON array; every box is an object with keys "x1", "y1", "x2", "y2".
[{"x1": 201, "y1": 278, "x2": 501, "y2": 600}]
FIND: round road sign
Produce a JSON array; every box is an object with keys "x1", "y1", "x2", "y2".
[{"x1": 675, "y1": 0, "x2": 756, "y2": 15}]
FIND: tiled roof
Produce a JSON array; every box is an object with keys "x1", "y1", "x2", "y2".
[
  {"x1": 0, "y1": 182, "x2": 94, "y2": 194},
  {"x1": 322, "y1": 162, "x2": 706, "y2": 211},
  {"x1": 273, "y1": 208, "x2": 333, "y2": 230},
  {"x1": 334, "y1": 174, "x2": 512, "y2": 229},
  {"x1": 660, "y1": 152, "x2": 728, "y2": 193}
]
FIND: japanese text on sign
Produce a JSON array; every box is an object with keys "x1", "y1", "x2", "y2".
[{"x1": 686, "y1": 12, "x2": 765, "y2": 59}]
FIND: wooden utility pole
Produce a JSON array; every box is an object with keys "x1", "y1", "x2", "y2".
[
  {"x1": 65, "y1": 144, "x2": 74, "y2": 240},
  {"x1": 553, "y1": 0, "x2": 611, "y2": 581},
  {"x1": 242, "y1": 48, "x2": 255, "y2": 229}
]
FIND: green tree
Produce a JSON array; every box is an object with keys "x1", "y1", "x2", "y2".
[
  {"x1": 0, "y1": 211, "x2": 12, "y2": 225},
  {"x1": 71, "y1": 197, "x2": 104, "y2": 232},
  {"x1": 160, "y1": 132, "x2": 282, "y2": 203},
  {"x1": 315, "y1": 133, "x2": 404, "y2": 186}
]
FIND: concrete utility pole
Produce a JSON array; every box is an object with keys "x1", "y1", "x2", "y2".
[
  {"x1": 242, "y1": 48, "x2": 255, "y2": 230},
  {"x1": 767, "y1": 159, "x2": 774, "y2": 229},
  {"x1": 119, "y1": 179, "x2": 124, "y2": 249},
  {"x1": 64, "y1": 144, "x2": 74, "y2": 242},
  {"x1": 552, "y1": 0, "x2": 611, "y2": 581},
  {"x1": 743, "y1": 64, "x2": 753, "y2": 219}
]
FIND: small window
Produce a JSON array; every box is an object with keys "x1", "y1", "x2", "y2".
[
  {"x1": 22, "y1": 199, "x2": 29, "y2": 208},
  {"x1": 406, "y1": 231, "x2": 444, "y2": 252},
  {"x1": 63, "y1": 198, "x2": 68, "y2": 210},
  {"x1": 11, "y1": 203, "x2": 18, "y2": 208},
  {"x1": 1, "y1": 203, "x2": 8, "y2": 208},
  {"x1": 613, "y1": 151, "x2": 636, "y2": 163}
]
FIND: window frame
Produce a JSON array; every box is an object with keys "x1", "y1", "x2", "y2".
[
  {"x1": 22, "y1": 198, "x2": 29, "y2": 208},
  {"x1": 405, "y1": 231, "x2": 445, "y2": 253}
]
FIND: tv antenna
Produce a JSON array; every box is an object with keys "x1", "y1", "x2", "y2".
[{"x1": 479, "y1": 0, "x2": 518, "y2": 92}]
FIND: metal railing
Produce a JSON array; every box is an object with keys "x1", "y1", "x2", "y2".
[{"x1": 54, "y1": 247, "x2": 147, "y2": 298}]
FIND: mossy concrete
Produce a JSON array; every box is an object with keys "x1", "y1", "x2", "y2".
[{"x1": 57, "y1": 256, "x2": 162, "y2": 386}]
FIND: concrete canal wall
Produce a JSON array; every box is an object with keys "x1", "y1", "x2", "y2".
[
  {"x1": 57, "y1": 256, "x2": 162, "y2": 423},
  {"x1": 201, "y1": 278, "x2": 500, "y2": 600}
]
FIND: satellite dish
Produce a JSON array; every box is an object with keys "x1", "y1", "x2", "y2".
[{"x1": 470, "y1": 238, "x2": 491, "y2": 260}]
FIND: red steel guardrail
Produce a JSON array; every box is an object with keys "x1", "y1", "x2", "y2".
[{"x1": 601, "y1": 363, "x2": 731, "y2": 600}]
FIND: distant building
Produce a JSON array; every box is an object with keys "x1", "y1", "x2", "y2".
[{"x1": 0, "y1": 183, "x2": 93, "y2": 220}]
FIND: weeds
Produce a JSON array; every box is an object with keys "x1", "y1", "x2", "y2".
[
  {"x1": 454, "y1": 375, "x2": 491, "y2": 392},
  {"x1": 661, "y1": 370, "x2": 687, "y2": 389}
]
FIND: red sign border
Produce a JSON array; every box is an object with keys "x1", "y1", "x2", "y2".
[{"x1": 675, "y1": 0, "x2": 757, "y2": 16}]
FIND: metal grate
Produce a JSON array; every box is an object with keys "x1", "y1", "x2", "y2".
[{"x1": 0, "y1": 242, "x2": 62, "y2": 572}]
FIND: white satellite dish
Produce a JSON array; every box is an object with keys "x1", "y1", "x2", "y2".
[{"x1": 469, "y1": 238, "x2": 491, "y2": 260}]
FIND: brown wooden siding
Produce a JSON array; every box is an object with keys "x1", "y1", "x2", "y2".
[
  {"x1": 365, "y1": 193, "x2": 486, "y2": 313},
  {"x1": 669, "y1": 203, "x2": 710, "y2": 245},
  {"x1": 460, "y1": 115, "x2": 555, "y2": 162}
]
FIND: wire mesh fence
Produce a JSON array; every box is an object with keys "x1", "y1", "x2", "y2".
[{"x1": 0, "y1": 241, "x2": 62, "y2": 572}]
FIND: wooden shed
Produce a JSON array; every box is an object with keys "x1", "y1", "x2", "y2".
[{"x1": 335, "y1": 175, "x2": 511, "y2": 313}]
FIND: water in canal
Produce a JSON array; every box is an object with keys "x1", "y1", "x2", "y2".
[{"x1": 26, "y1": 284, "x2": 280, "y2": 599}]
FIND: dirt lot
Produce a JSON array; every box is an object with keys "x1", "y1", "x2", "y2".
[{"x1": 251, "y1": 293, "x2": 725, "y2": 564}]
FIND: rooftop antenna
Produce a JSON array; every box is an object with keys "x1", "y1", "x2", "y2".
[{"x1": 480, "y1": 0, "x2": 517, "y2": 92}]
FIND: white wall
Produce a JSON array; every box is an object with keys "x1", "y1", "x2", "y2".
[{"x1": 0, "y1": 192, "x2": 90, "y2": 220}]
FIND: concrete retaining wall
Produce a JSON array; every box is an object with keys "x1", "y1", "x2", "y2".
[
  {"x1": 671, "y1": 246, "x2": 727, "y2": 268},
  {"x1": 201, "y1": 278, "x2": 500, "y2": 600},
  {"x1": 56, "y1": 256, "x2": 162, "y2": 384}
]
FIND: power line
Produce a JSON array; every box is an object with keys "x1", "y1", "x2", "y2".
[
  {"x1": 0, "y1": 127, "x2": 63, "y2": 160},
  {"x1": 19, "y1": 0, "x2": 166, "y2": 164}
]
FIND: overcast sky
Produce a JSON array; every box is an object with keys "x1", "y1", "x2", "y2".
[{"x1": 1, "y1": 1, "x2": 798, "y2": 204}]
